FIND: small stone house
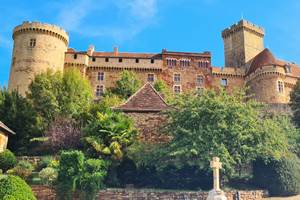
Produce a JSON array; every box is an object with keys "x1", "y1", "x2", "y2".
[
  {"x1": 116, "y1": 83, "x2": 170, "y2": 143},
  {"x1": 0, "y1": 121, "x2": 15, "y2": 152}
]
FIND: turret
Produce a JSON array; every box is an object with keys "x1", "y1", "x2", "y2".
[{"x1": 8, "y1": 21, "x2": 69, "y2": 96}]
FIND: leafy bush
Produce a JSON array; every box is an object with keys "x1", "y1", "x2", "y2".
[
  {"x1": 8, "y1": 160, "x2": 34, "y2": 180},
  {"x1": 253, "y1": 154, "x2": 300, "y2": 196},
  {"x1": 37, "y1": 156, "x2": 53, "y2": 171},
  {"x1": 0, "y1": 175, "x2": 36, "y2": 200},
  {"x1": 0, "y1": 150, "x2": 17, "y2": 172},
  {"x1": 79, "y1": 159, "x2": 108, "y2": 200},
  {"x1": 39, "y1": 167, "x2": 58, "y2": 185},
  {"x1": 57, "y1": 150, "x2": 84, "y2": 200}
]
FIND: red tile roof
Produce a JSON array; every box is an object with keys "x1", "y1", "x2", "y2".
[
  {"x1": 247, "y1": 48, "x2": 279, "y2": 75},
  {"x1": 116, "y1": 83, "x2": 169, "y2": 112},
  {"x1": 0, "y1": 121, "x2": 15, "y2": 135}
]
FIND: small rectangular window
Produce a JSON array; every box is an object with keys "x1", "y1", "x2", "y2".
[
  {"x1": 174, "y1": 85, "x2": 181, "y2": 94},
  {"x1": 174, "y1": 74, "x2": 181, "y2": 83},
  {"x1": 147, "y1": 74, "x2": 155, "y2": 82},
  {"x1": 74, "y1": 54, "x2": 77, "y2": 59},
  {"x1": 92, "y1": 57, "x2": 96, "y2": 62},
  {"x1": 29, "y1": 38, "x2": 36, "y2": 47},
  {"x1": 119, "y1": 58, "x2": 123, "y2": 63},
  {"x1": 136, "y1": 58, "x2": 139, "y2": 63},
  {"x1": 221, "y1": 78, "x2": 228, "y2": 87},
  {"x1": 151, "y1": 59, "x2": 155, "y2": 64},
  {"x1": 96, "y1": 85, "x2": 104, "y2": 97},
  {"x1": 105, "y1": 58, "x2": 109, "y2": 62},
  {"x1": 197, "y1": 75, "x2": 204, "y2": 85},
  {"x1": 97, "y1": 72, "x2": 104, "y2": 81},
  {"x1": 278, "y1": 81, "x2": 284, "y2": 93}
]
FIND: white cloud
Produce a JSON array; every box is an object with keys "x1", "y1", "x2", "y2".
[{"x1": 55, "y1": 0, "x2": 159, "y2": 42}]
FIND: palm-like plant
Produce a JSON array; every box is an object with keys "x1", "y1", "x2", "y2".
[{"x1": 83, "y1": 110, "x2": 137, "y2": 160}]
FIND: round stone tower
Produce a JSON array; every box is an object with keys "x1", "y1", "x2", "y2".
[{"x1": 8, "y1": 21, "x2": 69, "y2": 96}]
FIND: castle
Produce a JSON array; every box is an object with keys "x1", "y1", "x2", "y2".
[{"x1": 8, "y1": 20, "x2": 300, "y2": 105}]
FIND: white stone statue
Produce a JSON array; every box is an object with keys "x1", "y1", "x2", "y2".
[{"x1": 207, "y1": 157, "x2": 227, "y2": 200}]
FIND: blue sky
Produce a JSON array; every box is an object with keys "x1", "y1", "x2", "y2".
[{"x1": 1, "y1": 0, "x2": 300, "y2": 86}]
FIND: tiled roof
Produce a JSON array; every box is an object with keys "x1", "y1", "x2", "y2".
[
  {"x1": 247, "y1": 48, "x2": 278, "y2": 75},
  {"x1": 0, "y1": 121, "x2": 15, "y2": 135},
  {"x1": 247, "y1": 48, "x2": 300, "y2": 77},
  {"x1": 116, "y1": 83, "x2": 169, "y2": 112},
  {"x1": 92, "y1": 52, "x2": 161, "y2": 59}
]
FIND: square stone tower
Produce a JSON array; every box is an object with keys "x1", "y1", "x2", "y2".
[{"x1": 222, "y1": 20, "x2": 265, "y2": 68}]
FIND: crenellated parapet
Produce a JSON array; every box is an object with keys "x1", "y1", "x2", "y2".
[{"x1": 13, "y1": 21, "x2": 69, "y2": 45}]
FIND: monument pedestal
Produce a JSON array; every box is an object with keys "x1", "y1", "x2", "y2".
[{"x1": 207, "y1": 189, "x2": 227, "y2": 200}]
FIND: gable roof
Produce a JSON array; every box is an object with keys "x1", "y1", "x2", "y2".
[
  {"x1": 0, "y1": 121, "x2": 15, "y2": 135},
  {"x1": 116, "y1": 83, "x2": 169, "y2": 112}
]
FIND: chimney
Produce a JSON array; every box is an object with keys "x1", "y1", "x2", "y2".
[
  {"x1": 87, "y1": 44, "x2": 95, "y2": 56},
  {"x1": 113, "y1": 46, "x2": 119, "y2": 56}
]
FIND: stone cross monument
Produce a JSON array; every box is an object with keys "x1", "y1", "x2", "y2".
[{"x1": 207, "y1": 157, "x2": 227, "y2": 200}]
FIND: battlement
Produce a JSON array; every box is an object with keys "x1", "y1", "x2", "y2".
[
  {"x1": 222, "y1": 20, "x2": 265, "y2": 39},
  {"x1": 13, "y1": 21, "x2": 69, "y2": 45}
]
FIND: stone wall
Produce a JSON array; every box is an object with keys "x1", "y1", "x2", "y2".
[
  {"x1": 31, "y1": 186, "x2": 265, "y2": 200},
  {"x1": 125, "y1": 112, "x2": 170, "y2": 143}
]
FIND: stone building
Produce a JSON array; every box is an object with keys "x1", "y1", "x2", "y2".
[
  {"x1": 0, "y1": 121, "x2": 15, "y2": 152},
  {"x1": 8, "y1": 20, "x2": 300, "y2": 105},
  {"x1": 116, "y1": 83, "x2": 170, "y2": 143}
]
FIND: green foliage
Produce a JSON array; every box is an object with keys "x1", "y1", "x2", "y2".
[
  {"x1": 110, "y1": 70, "x2": 141, "y2": 99},
  {"x1": 253, "y1": 154, "x2": 300, "y2": 196},
  {"x1": 39, "y1": 167, "x2": 58, "y2": 185},
  {"x1": 57, "y1": 150, "x2": 84, "y2": 200},
  {"x1": 0, "y1": 150, "x2": 17, "y2": 172},
  {"x1": 79, "y1": 159, "x2": 108, "y2": 200},
  {"x1": 83, "y1": 110, "x2": 137, "y2": 160},
  {"x1": 0, "y1": 175, "x2": 36, "y2": 200},
  {"x1": 139, "y1": 89, "x2": 294, "y2": 177},
  {"x1": 37, "y1": 156, "x2": 53, "y2": 171},
  {"x1": 153, "y1": 79, "x2": 172, "y2": 103},
  {"x1": 0, "y1": 89, "x2": 40, "y2": 153},
  {"x1": 8, "y1": 160, "x2": 34, "y2": 180},
  {"x1": 28, "y1": 69, "x2": 93, "y2": 131}
]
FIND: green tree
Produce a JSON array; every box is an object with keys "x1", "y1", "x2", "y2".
[
  {"x1": 290, "y1": 80, "x2": 300, "y2": 127},
  {"x1": 83, "y1": 109, "x2": 137, "y2": 161},
  {"x1": 153, "y1": 79, "x2": 172, "y2": 103},
  {"x1": 27, "y1": 69, "x2": 93, "y2": 130},
  {"x1": 140, "y1": 89, "x2": 295, "y2": 177},
  {"x1": 0, "y1": 89, "x2": 40, "y2": 153},
  {"x1": 110, "y1": 70, "x2": 141, "y2": 99}
]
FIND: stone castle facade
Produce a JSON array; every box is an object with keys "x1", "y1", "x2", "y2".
[{"x1": 8, "y1": 20, "x2": 300, "y2": 105}]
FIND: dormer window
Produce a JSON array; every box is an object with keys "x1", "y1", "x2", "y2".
[
  {"x1": 136, "y1": 58, "x2": 139, "y2": 63},
  {"x1": 74, "y1": 54, "x2": 77, "y2": 59},
  {"x1": 105, "y1": 58, "x2": 109, "y2": 62},
  {"x1": 92, "y1": 57, "x2": 96, "y2": 62},
  {"x1": 285, "y1": 65, "x2": 291, "y2": 73},
  {"x1": 119, "y1": 58, "x2": 123, "y2": 63},
  {"x1": 29, "y1": 38, "x2": 36, "y2": 47},
  {"x1": 151, "y1": 59, "x2": 155, "y2": 64}
]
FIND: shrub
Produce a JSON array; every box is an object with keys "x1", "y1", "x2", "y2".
[
  {"x1": 253, "y1": 154, "x2": 300, "y2": 196},
  {"x1": 9, "y1": 161, "x2": 34, "y2": 180},
  {"x1": 57, "y1": 150, "x2": 84, "y2": 200},
  {"x1": 0, "y1": 150, "x2": 17, "y2": 172},
  {"x1": 79, "y1": 159, "x2": 108, "y2": 200},
  {"x1": 0, "y1": 175, "x2": 36, "y2": 200},
  {"x1": 39, "y1": 167, "x2": 58, "y2": 185},
  {"x1": 37, "y1": 156, "x2": 53, "y2": 171}
]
